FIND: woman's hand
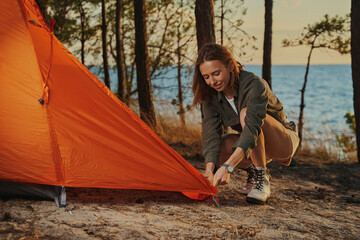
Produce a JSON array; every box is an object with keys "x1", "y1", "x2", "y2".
[
  {"x1": 204, "y1": 162, "x2": 216, "y2": 184},
  {"x1": 213, "y1": 166, "x2": 230, "y2": 187},
  {"x1": 204, "y1": 171, "x2": 214, "y2": 184}
]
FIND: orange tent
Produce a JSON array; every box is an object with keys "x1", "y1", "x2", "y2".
[{"x1": 0, "y1": 0, "x2": 217, "y2": 202}]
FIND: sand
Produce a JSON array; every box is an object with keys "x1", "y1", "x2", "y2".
[{"x1": 1, "y1": 154, "x2": 359, "y2": 239}]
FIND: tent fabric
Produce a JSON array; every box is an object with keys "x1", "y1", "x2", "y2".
[{"x1": 0, "y1": 0, "x2": 217, "y2": 199}]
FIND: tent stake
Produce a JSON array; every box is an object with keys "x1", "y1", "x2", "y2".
[{"x1": 211, "y1": 195, "x2": 221, "y2": 208}]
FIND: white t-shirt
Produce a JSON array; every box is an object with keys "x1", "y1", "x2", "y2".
[{"x1": 224, "y1": 95, "x2": 238, "y2": 115}]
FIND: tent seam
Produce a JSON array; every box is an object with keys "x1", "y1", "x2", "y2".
[{"x1": 18, "y1": 0, "x2": 65, "y2": 185}]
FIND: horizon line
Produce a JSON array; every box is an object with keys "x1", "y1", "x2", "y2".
[{"x1": 245, "y1": 63, "x2": 351, "y2": 66}]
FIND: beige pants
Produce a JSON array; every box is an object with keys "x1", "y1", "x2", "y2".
[
  {"x1": 266, "y1": 127, "x2": 299, "y2": 165},
  {"x1": 220, "y1": 114, "x2": 300, "y2": 167}
]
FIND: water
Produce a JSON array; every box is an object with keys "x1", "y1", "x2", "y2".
[
  {"x1": 246, "y1": 65, "x2": 354, "y2": 133},
  {"x1": 98, "y1": 65, "x2": 354, "y2": 141}
]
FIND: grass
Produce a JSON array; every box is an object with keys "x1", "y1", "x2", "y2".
[
  {"x1": 299, "y1": 122, "x2": 358, "y2": 163},
  {"x1": 156, "y1": 112, "x2": 203, "y2": 159}
]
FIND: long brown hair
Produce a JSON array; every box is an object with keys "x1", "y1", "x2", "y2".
[{"x1": 192, "y1": 44, "x2": 242, "y2": 106}]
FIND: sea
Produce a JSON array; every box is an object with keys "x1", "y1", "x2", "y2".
[{"x1": 98, "y1": 64, "x2": 354, "y2": 147}]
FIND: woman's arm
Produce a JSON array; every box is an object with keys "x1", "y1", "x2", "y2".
[
  {"x1": 202, "y1": 102, "x2": 222, "y2": 167},
  {"x1": 201, "y1": 102, "x2": 222, "y2": 183},
  {"x1": 233, "y1": 76, "x2": 269, "y2": 159}
]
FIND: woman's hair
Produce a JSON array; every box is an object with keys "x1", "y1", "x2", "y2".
[{"x1": 192, "y1": 44, "x2": 242, "y2": 106}]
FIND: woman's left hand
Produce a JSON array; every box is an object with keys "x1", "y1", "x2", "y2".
[{"x1": 212, "y1": 166, "x2": 230, "y2": 187}]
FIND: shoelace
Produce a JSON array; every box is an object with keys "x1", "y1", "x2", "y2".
[
  {"x1": 253, "y1": 169, "x2": 265, "y2": 191},
  {"x1": 244, "y1": 166, "x2": 256, "y2": 184}
]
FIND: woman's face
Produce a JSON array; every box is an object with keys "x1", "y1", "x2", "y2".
[{"x1": 199, "y1": 60, "x2": 232, "y2": 92}]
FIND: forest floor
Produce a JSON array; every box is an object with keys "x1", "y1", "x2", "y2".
[{"x1": 0, "y1": 143, "x2": 359, "y2": 239}]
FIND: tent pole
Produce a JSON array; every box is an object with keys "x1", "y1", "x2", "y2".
[{"x1": 55, "y1": 186, "x2": 66, "y2": 208}]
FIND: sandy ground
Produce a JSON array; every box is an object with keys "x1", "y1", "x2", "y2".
[{"x1": 1, "y1": 152, "x2": 359, "y2": 239}]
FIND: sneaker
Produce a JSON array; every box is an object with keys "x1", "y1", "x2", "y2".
[
  {"x1": 246, "y1": 167, "x2": 271, "y2": 205},
  {"x1": 239, "y1": 165, "x2": 256, "y2": 195}
]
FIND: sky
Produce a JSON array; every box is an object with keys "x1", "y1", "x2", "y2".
[{"x1": 240, "y1": 0, "x2": 351, "y2": 65}]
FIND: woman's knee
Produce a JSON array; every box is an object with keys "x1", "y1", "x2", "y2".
[{"x1": 220, "y1": 134, "x2": 239, "y2": 154}]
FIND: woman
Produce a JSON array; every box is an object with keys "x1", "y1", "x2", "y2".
[{"x1": 192, "y1": 44, "x2": 299, "y2": 205}]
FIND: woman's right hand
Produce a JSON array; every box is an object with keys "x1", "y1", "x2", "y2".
[
  {"x1": 204, "y1": 171, "x2": 214, "y2": 184},
  {"x1": 204, "y1": 162, "x2": 216, "y2": 184}
]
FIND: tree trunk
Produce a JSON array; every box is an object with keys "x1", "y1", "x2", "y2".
[
  {"x1": 262, "y1": 0, "x2": 272, "y2": 89},
  {"x1": 116, "y1": 0, "x2": 126, "y2": 101},
  {"x1": 351, "y1": 0, "x2": 360, "y2": 163},
  {"x1": 134, "y1": 0, "x2": 156, "y2": 129},
  {"x1": 220, "y1": 0, "x2": 224, "y2": 45},
  {"x1": 298, "y1": 46, "x2": 314, "y2": 148},
  {"x1": 101, "y1": 0, "x2": 111, "y2": 88},
  {"x1": 177, "y1": 0, "x2": 186, "y2": 128},
  {"x1": 78, "y1": 0, "x2": 85, "y2": 65},
  {"x1": 125, "y1": 60, "x2": 136, "y2": 106},
  {"x1": 121, "y1": 20, "x2": 131, "y2": 106},
  {"x1": 195, "y1": 0, "x2": 216, "y2": 50},
  {"x1": 177, "y1": 49, "x2": 186, "y2": 128}
]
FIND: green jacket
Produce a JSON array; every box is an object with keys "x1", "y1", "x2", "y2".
[{"x1": 201, "y1": 70, "x2": 291, "y2": 167}]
